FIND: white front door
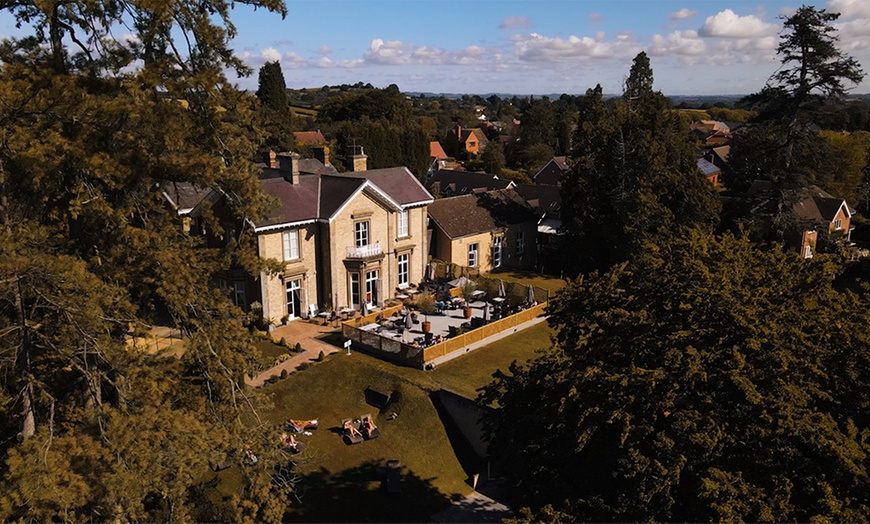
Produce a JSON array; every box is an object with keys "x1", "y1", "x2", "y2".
[{"x1": 286, "y1": 279, "x2": 302, "y2": 319}]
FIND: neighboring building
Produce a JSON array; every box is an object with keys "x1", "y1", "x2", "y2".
[
  {"x1": 443, "y1": 125, "x2": 489, "y2": 159},
  {"x1": 514, "y1": 184, "x2": 563, "y2": 270},
  {"x1": 161, "y1": 181, "x2": 212, "y2": 233},
  {"x1": 197, "y1": 152, "x2": 433, "y2": 326},
  {"x1": 749, "y1": 182, "x2": 855, "y2": 258},
  {"x1": 429, "y1": 141, "x2": 449, "y2": 173},
  {"x1": 691, "y1": 120, "x2": 731, "y2": 145},
  {"x1": 428, "y1": 169, "x2": 514, "y2": 197},
  {"x1": 428, "y1": 189, "x2": 538, "y2": 273},
  {"x1": 532, "y1": 156, "x2": 569, "y2": 186},
  {"x1": 293, "y1": 130, "x2": 327, "y2": 146},
  {"x1": 697, "y1": 158, "x2": 721, "y2": 186}
]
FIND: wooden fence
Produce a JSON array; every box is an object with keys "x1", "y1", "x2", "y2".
[{"x1": 341, "y1": 301, "x2": 547, "y2": 369}]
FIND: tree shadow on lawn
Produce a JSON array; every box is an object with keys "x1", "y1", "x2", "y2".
[{"x1": 285, "y1": 459, "x2": 456, "y2": 522}]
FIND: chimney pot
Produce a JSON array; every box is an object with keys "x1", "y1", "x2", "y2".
[{"x1": 277, "y1": 151, "x2": 301, "y2": 184}]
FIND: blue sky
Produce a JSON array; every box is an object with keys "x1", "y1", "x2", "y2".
[
  {"x1": 1, "y1": 0, "x2": 868, "y2": 96},
  {"x1": 227, "y1": 0, "x2": 870, "y2": 95}
]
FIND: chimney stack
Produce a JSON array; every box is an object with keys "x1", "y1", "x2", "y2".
[
  {"x1": 277, "y1": 151, "x2": 301, "y2": 184},
  {"x1": 351, "y1": 147, "x2": 367, "y2": 172},
  {"x1": 265, "y1": 150, "x2": 277, "y2": 169},
  {"x1": 314, "y1": 146, "x2": 330, "y2": 167}
]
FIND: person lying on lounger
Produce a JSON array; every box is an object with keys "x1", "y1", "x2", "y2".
[
  {"x1": 281, "y1": 432, "x2": 298, "y2": 451},
  {"x1": 343, "y1": 420, "x2": 362, "y2": 438},
  {"x1": 362, "y1": 417, "x2": 377, "y2": 434}
]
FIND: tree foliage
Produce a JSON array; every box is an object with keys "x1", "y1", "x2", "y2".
[
  {"x1": 481, "y1": 230, "x2": 870, "y2": 522},
  {"x1": 256, "y1": 60, "x2": 294, "y2": 156},
  {"x1": 0, "y1": 0, "x2": 297, "y2": 520},
  {"x1": 560, "y1": 77, "x2": 720, "y2": 273}
]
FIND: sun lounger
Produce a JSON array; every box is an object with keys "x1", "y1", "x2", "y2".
[
  {"x1": 361, "y1": 413, "x2": 380, "y2": 440},
  {"x1": 341, "y1": 418, "x2": 364, "y2": 445},
  {"x1": 287, "y1": 419, "x2": 319, "y2": 433}
]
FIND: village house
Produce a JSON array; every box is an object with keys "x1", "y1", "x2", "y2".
[
  {"x1": 428, "y1": 169, "x2": 514, "y2": 197},
  {"x1": 427, "y1": 189, "x2": 538, "y2": 273},
  {"x1": 749, "y1": 182, "x2": 855, "y2": 258},
  {"x1": 195, "y1": 152, "x2": 433, "y2": 326},
  {"x1": 442, "y1": 125, "x2": 489, "y2": 159},
  {"x1": 532, "y1": 156, "x2": 569, "y2": 186}
]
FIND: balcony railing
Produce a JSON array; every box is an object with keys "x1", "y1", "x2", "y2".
[{"x1": 346, "y1": 241, "x2": 382, "y2": 259}]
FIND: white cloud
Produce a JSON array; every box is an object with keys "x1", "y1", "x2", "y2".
[
  {"x1": 589, "y1": 13, "x2": 604, "y2": 23},
  {"x1": 318, "y1": 45, "x2": 332, "y2": 55},
  {"x1": 362, "y1": 38, "x2": 494, "y2": 66},
  {"x1": 650, "y1": 30, "x2": 706, "y2": 57},
  {"x1": 500, "y1": 16, "x2": 530, "y2": 30},
  {"x1": 365, "y1": 38, "x2": 416, "y2": 65},
  {"x1": 260, "y1": 47, "x2": 281, "y2": 63},
  {"x1": 669, "y1": 8, "x2": 697, "y2": 20},
  {"x1": 834, "y1": 18, "x2": 870, "y2": 49},
  {"x1": 513, "y1": 32, "x2": 639, "y2": 63},
  {"x1": 827, "y1": 0, "x2": 870, "y2": 19},
  {"x1": 314, "y1": 56, "x2": 363, "y2": 69},
  {"x1": 283, "y1": 51, "x2": 305, "y2": 65},
  {"x1": 699, "y1": 9, "x2": 778, "y2": 38}
]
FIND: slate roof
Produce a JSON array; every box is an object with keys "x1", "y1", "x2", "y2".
[
  {"x1": 748, "y1": 182, "x2": 854, "y2": 224},
  {"x1": 339, "y1": 167, "x2": 433, "y2": 206},
  {"x1": 162, "y1": 181, "x2": 212, "y2": 214},
  {"x1": 429, "y1": 169, "x2": 514, "y2": 196},
  {"x1": 532, "y1": 156, "x2": 568, "y2": 186},
  {"x1": 428, "y1": 189, "x2": 537, "y2": 239},
  {"x1": 255, "y1": 167, "x2": 433, "y2": 231},
  {"x1": 514, "y1": 184, "x2": 562, "y2": 216}
]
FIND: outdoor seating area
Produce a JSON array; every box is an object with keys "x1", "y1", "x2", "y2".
[
  {"x1": 342, "y1": 415, "x2": 380, "y2": 445},
  {"x1": 343, "y1": 270, "x2": 548, "y2": 369}
]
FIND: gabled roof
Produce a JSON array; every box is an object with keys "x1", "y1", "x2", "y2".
[
  {"x1": 430, "y1": 141, "x2": 448, "y2": 160},
  {"x1": 532, "y1": 156, "x2": 569, "y2": 186},
  {"x1": 514, "y1": 184, "x2": 562, "y2": 216},
  {"x1": 293, "y1": 130, "x2": 326, "y2": 145},
  {"x1": 336, "y1": 167, "x2": 434, "y2": 207},
  {"x1": 161, "y1": 181, "x2": 212, "y2": 215},
  {"x1": 429, "y1": 169, "x2": 514, "y2": 196},
  {"x1": 749, "y1": 182, "x2": 855, "y2": 224},
  {"x1": 460, "y1": 128, "x2": 488, "y2": 145},
  {"x1": 255, "y1": 166, "x2": 433, "y2": 232},
  {"x1": 428, "y1": 189, "x2": 537, "y2": 239}
]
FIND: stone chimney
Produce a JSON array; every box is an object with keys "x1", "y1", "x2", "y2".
[
  {"x1": 351, "y1": 147, "x2": 367, "y2": 172},
  {"x1": 265, "y1": 150, "x2": 277, "y2": 169},
  {"x1": 277, "y1": 151, "x2": 301, "y2": 184},
  {"x1": 314, "y1": 146, "x2": 330, "y2": 167}
]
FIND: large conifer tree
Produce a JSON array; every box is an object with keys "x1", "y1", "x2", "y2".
[{"x1": 0, "y1": 0, "x2": 296, "y2": 520}]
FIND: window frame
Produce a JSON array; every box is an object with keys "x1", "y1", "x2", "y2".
[
  {"x1": 397, "y1": 252, "x2": 409, "y2": 288},
  {"x1": 516, "y1": 230, "x2": 525, "y2": 255},
  {"x1": 397, "y1": 209, "x2": 409, "y2": 238},
  {"x1": 355, "y1": 220, "x2": 369, "y2": 248},
  {"x1": 492, "y1": 236, "x2": 503, "y2": 268},
  {"x1": 283, "y1": 229, "x2": 300, "y2": 261},
  {"x1": 468, "y1": 243, "x2": 479, "y2": 267}
]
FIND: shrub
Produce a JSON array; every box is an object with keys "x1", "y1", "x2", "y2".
[
  {"x1": 279, "y1": 337, "x2": 287, "y2": 346},
  {"x1": 296, "y1": 362, "x2": 312, "y2": 372},
  {"x1": 294, "y1": 342, "x2": 303, "y2": 353},
  {"x1": 317, "y1": 350, "x2": 325, "y2": 362},
  {"x1": 280, "y1": 369, "x2": 288, "y2": 379}
]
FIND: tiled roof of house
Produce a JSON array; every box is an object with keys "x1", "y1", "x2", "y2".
[
  {"x1": 459, "y1": 128, "x2": 488, "y2": 145},
  {"x1": 532, "y1": 156, "x2": 569, "y2": 186},
  {"x1": 430, "y1": 141, "x2": 447, "y2": 159},
  {"x1": 428, "y1": 189, "x2": 536, "y2": 239},
  {"x1": 514, "y1": 184, "x2": 562, "y2": 216},
  {"x1": 792, "y1": 186, "x2": 853, "y2": 222},
  {"x1": 429, "y1": 169, "x2": 514, "y2": 196},
  {"x1": 293, "y1": 130, "x2": 326, "y2": 145},
  {"x1": 255, "y1": 166, "x2": 433, "y2": 230},
  {"x1": 257, "y1": 175, "x2": 321, "y2": 228},
  {"x1": 162, "y1": 181, "x2": 211, "y2": 214}
]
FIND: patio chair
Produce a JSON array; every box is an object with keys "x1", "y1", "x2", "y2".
[
  {"x1": 360, "y1": 413, "x2": 380, "y2": 440},
  {"x1": 341, "y1": 418, "x2": 364, "y2": 445}
]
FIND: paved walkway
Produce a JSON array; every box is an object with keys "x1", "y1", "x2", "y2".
[
  {"x1": 430, "y1": 490, "x2": 512, "y2": 522},
  {"x1": 246, "y1": 319, "x2": 343, "y2": 387}
]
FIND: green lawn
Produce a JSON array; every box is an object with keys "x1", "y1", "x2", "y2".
[
  {"x1": 430, "y1": 321, "x2": 554, "y2": 399},
  {"x1": 255, "y1": 352, "x2": 469, "y2": 521},
  {"x1": 237, "y1": 302, "x2": 557, "y2": 521},
  {"x1": 488, "y1": 269, "x2": 567, "y2": 295}
]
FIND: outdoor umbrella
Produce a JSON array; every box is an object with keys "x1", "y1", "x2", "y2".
[
  {"x1": 498, "y1": 279, "x2": 506, "y2": 297},
  {"x1": 527, "y1": 285, "x2": 535, "y2": 304},
  {"x1": 483, "y1": 302, "x2": 490, "y2": 322},
  {"x1": 405, "y1": 311, "x2": 413, "y2": 330},
  {"x1": 448, "y1": 276, "x2": 472, "y2": 288},
  {"x1": 360, "y1": 300, "x2": 368, "y2": 317}
]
